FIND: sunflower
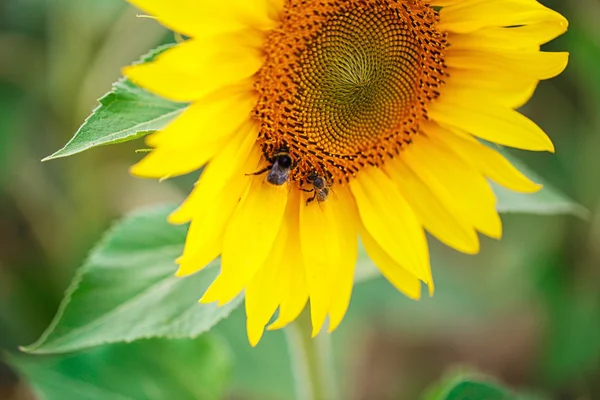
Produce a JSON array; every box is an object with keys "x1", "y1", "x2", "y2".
[{"x1": 123, "y1": 0, "x2": 568, "y2": 346}]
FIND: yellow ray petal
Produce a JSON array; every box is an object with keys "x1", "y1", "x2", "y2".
[
  {"x1": 446, "y1": 49, "x2": 569, "y2": 81},
  {"x1": 425, "y1": 122, "x2": 541, "y2": 194},
  {"x1": 245, "y1": 216, "x2": 288, "y2": 347},
  {"x1": 360, "y1": 227, "x2": 423, "y2": 300},
  {"x1": 174, "y1": 146, "x2": 261, "y2": 277},
  {"x1": 446, "y1": 68, "x2": 537, "y2": 109},
  {"x1": 439, "y1": 0, "x2": 568, "y2": 34},
  {"x1": 268, "y1": 191, "x2": 309, "y2": 331},
  {"x1": 385, "y1": 159, "x2": 480, "y2": 255},
  {"x1": 299, "y1": 191, "x2": 344, "y2": 336},
  {"x1": 448, "y1": 21, "x2": 568, "y2": 51},
  {"x1": 123, "y1": 35, "x2": 263, "y2": 102},
  {"x1": 200, "y1": 175, "x2": 288, "y2": 305},
  {"x1": 131, "y1": 94, "x2": 255, "y2": 179},
  {"x1": 168, "y1": 125, "x2": 258, "y2": 224},
  {"x1": 431, "y1": 0, "x2": 463, "y2": 6},
  {"x1": 428, "y1": 88, "x2": 555, "y2": 152},
  {"x1": 349, "y1": 167, "x2": 431, "y2": 284},
  {"x1": 401, "y1": 135, "x2": 502, "y2": 239},
  {"x1": 130, "y1": 143, "x2": 222, "y2": 180},
  {"x1": 128, "y1": 0, "x2": 280, "y2": 38},
  {"x1": 146, "y1": 91, "x2": 256, "y2": 149},
  {"x1": 327, "y1": 186, "x2": 359, "y2": 333}
]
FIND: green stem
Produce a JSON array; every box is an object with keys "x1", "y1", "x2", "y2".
[
  {"x1": 315, "y1": 330, "x2": 339, "y2": 400},
  {"x1": 285, "y1": 320, "x2": 314, "y2": 400},
  {"x1": 284, "y1": 311, "x2": 339, "y2": 400}
]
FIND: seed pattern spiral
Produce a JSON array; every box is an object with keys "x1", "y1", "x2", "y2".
[{"x1": 253, "y1": 0, "x2": 447, "y2": 184}]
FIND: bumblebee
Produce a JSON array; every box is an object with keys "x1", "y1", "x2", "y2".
[
  {"x1": 305, "y1": 172, "x2": 330, "y2": 204},
  {"x1": 249, "y1": 147, "x2": 293, "y2": 186}
]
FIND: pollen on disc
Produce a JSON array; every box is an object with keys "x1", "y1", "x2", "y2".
[{"x1": 253, "y1": 0, "x2": 447, "y2": 184}]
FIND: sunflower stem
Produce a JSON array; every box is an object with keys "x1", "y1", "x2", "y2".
[
  {"x1": 285, "y1": 311, "x2": 339, "y2": 400},
  {"x1": 315, "y1": 327, "x2": 339, "y2": 400}
]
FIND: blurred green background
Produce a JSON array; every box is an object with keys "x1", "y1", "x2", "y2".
[{"x1": 0, "y1": 0, "x2": 599, "y2": 399}]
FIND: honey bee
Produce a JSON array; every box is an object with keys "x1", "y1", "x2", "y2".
[
  {"x1": 305, "y1": 172, "x2": 331, "y2": 204},
  {"x1": 249, "y1": 147, "x2": 293, "y2": 186}
]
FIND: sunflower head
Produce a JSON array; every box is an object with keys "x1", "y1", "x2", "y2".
[
  {"x1": 254, "y1": 0, "x2": 447, "y2": 186},
  {"x1": 124, "y1": 0, "x2": 568, "y2": 345}
]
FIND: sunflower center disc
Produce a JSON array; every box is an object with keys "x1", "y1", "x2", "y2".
[{"x1": 254, "y1": 0, "x2": 447, "y2": 184}]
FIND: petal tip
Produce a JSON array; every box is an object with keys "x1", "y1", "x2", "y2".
[
  {"x1": 167, "y1": 210, "x2": 189, "y2": 225},
  {"x1": 462, "y1": 244, "x2": 481, "y2": 255},
  {"x1": 266, "y1": 319, "x2": 285, "y2": 331},
  {"x1": 121, "y1": 63, "x2": 148, "y2": 85},
  {"x1": 199, "y1": 288, "x2": 219, "y2": 304},
  {"x1": 129, "y1": 160, "x2": 158, "y2": 179},
  {"x1": 174, "y1": 268, "x2": 187, "y2": 277},
  {"x1": 310, "y1": 316, "x2": 324, "y2": 337},
  {"x1": 520, "y1": 182, "x2": 544, "y2": 194},
  {"x1": 121, "y1": 65, "x2": 134, "y2": 79},
  {"x1": 427, "y1": 281, "x2": 434, "y2": 297},
  {"x1": 128, "y1": 163, "x2": 141, "y2": 177},
  {"x1": 246, "y1": 322, "x2": 264, "y2": 347},
  {"x1": 327, "y1": 323, "x2": 339, "y2": 334},
  {"x1": 489, "y1": 226, "x2": 503, "y2": 240},
  {"x1": 174, "y1": 264, "x2": 198, "y2": 277}
]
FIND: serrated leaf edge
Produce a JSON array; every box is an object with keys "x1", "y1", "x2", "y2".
[
  {"x1": 42, "y1": 44, "x2": 184, "y2": 162},
  {"x1": 20, "y1": 204, "x2": 181, "y2": 354}
]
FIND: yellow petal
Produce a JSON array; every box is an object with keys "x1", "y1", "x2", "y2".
[
  {"x1": 130, "y1": 145, "x2": 220, "y2": 180},
  {"x1": 174, "y1": 146, "x2": 261, "y2": 277},
  {"x1": 268, "y1": 191, "x2": 309, "y2": 331},
  {"x1": 385, "y1": 158, "x2": 480, "y2": 255},
  {"x1": 425, "y1": 122, "x2": 541, "y2": 194},
  {"x1": 327, "y1": 186, "x2": 359, "y2": 333},
  {"x1": 448, "y1": 21, "x2": 569, "y2": 50},
  {"x1": 431, "y1": 0, "x2": 463, "y2": 6},
  {"x1": 360, "y1": 227, "x2": 422, "y2": 300},
  {"x1": 146, "y1": 91, "x2": 256, "y2": 149},
  {"x1": 428, "y1": 88, "x2": 555, "y2": 152},
  {"x1": 299, "y1": 191, "x2": 343, "y2": 336},
  {"x1": 123, "y1": 35, "x2": 263, "y2": 102},
  {"x1": 439, "y1": 0, "x2": 568, "y2": 34},
  {"x1": 446, "y1": 68, "x2": 537, "y2": 109},
  {"x1": 131, "y1": 93, "x2": 255, "y2": 179},
  {"x1": 168, "y1": 124, "x2": 258, "y2": 224},
  {"x1": 349, "y1": 167, "x2": 431, "y2": 284},
  {"x1": 446, "y1": 49, "x2": 569, "y2": 81},
  {"x1": 401, "y1": 135, "x2": 502, "y2": 239},
  {"x1": 128, "y1": 0, "x2": 280, "y2": 38},
  {"x1": 200, "y1": 175, "x2": 288, "y2": 305},
  {"x1": 245, "y1": 215, "x2": 288, "y2": 347}
]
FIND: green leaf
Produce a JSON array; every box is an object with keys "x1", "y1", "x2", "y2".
[
  {"x1": 489, "y1": 145, "x2": 588, "y2": 218},
  {"x1": 22, "y1": 205, "x2": 241, "y2": 354},
  {"x1": 43, "y1": 45, "x2": 187, "y2": 161},
  {"x1": 11, "y1": 336, "x2": 230, "y2": 400},
  {"x1": 423, "y1": 372, "x2": 514, "y2": 400},
  {"x1": 441, "y1": 381, "x2": 512, "y2": 400}
]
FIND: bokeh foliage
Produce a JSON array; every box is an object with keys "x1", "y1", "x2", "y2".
[{"x1": 1, "y1": 0, "x2": 599, "y2": 399}]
